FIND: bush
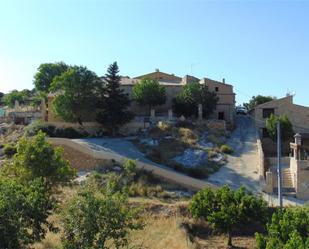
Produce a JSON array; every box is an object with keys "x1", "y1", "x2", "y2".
[
  {"x1": 3, "y1": 143, "x2": 17, "y2": 157},
  {"x1": 61, "y1": 189, "x2": 143, "y2": 249},
  {"x1": 25, "y1": 120, "x2": 56, "y2": 137},
  {"x1": 175, "y1": 120, "x2": 196, "y2": 129},
  {"x1": 3, "y1": 131, "x2": 75, "y2": 188},
  {"x1": 0, "y1": 178, "x2": 54, "y2": 248},
  {"x1": 25, "y1": 120, "x2": 89, "y2": 138},
  {"x1": 220, "y1": 144, "x2": 233, "y2": 154}
]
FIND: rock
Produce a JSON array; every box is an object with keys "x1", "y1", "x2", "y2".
[
  {"x1": 74, "y1": 171, "x2": 92, "y2": 183},
  {"x1": 173, "y1": 148, "x2": 208, "y2": 168},
  {"x1": 140, "y1": 138, "x2": 159, "y2": 146},
  {"x1": 198, "y1": 131, "x2": 214, "y2": 149},
  {"x1": 112, "y1": 166, "x2": 122, "y2": 172},
  {"x1": 209, "y1": 153, "x2": 223, "y2": 162}
]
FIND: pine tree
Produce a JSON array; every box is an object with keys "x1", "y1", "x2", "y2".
[{"x1": 96, "y1": 62, "x2": 133, "y2": 135}]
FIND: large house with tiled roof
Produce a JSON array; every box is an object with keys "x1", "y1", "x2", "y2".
[{"x1": 47, "y1": 69, "x2": 236, "y2": 123}]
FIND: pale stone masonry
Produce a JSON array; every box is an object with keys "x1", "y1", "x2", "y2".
[
  {"x1": 254, "y1": 95, "x2": 309, "y2": 135},
  {"x1": 47, "y1": 69, "x2": 236, "y2": 123},
  {"x1": 119, "y1": 69, "x2": 236, "y2": 123}
]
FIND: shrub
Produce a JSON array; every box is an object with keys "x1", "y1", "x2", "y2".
[
  {"x1": 190, "y1": 186, "x2": 268, "y2": 247},
  {"x1": 3, "y1": 131, "x2": 75, "y2": 188},
  {"x1": 0, "y1": 178, "x2": 54, "y2": 248},
  {"x1": 25, "y1": 120, "x2": 56, "y2": 137},
  {"x1": 61, "y1": 189, "x2": 143, "y2": 249},
  {"x1": 175, "y1": 120, "x2": 196, "y2": 129},
  {"x1": 54, "y1": 127, "x2": 88, "y2": 138},
  {"x1": 220, "y1": 144, "x2": 233, "y2": 154},
  {"x1": 3, "y1": 143, "x2": 17, "y2": 157}
]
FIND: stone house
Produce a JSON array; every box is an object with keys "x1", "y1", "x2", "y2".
[
  {"x1": 253, "y1": 95, "x2": 309, "y2": 148},
  {"x1": 47, "y1": 69, "x2": 236, "y2": 124}
]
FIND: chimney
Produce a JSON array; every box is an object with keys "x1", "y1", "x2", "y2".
[
  {"x1": 222, "y1": 78, "x2": 225, "y2": 84},
  {"x1": 155, "y1": 68, "x2": 159, "y2": 72}
]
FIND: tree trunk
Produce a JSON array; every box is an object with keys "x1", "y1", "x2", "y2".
[{"x1": 227, "y1": 232, "x2": 232, "y2": 247}]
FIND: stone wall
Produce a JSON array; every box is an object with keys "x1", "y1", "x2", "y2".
[{"x1": 290, "y1": 157, "x2": 309, "y2": 200}]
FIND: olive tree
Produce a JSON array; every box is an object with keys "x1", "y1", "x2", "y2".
[{"x1": 190, "y1": 185, "x2": 267, "y2": 247}]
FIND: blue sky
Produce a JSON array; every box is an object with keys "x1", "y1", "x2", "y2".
[{"x1": 0, "y1": 0, "x2": 309, "y2": 106}]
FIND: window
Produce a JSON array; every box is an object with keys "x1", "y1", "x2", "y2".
[
  {"x1": 218, "y1": 112, "x2": 225, "y2": 120},
  {"x1": 215, "y1": 87, "x2": 219, "y2": 92},
  {"x1": 262, "y1": 108, "x2": 274, "y2": 118}
]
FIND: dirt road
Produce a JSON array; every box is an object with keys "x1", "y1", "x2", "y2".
[{"x1": 208, "y1": 116, "x2": 261, "y2": 192}]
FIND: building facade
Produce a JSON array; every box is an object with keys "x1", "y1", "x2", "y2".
[
  {"x1": 47, "y1": 69, "x2": 236, "y2": 123},
  {"x1": 254, "y1": 95, "x2": 309, "y2": 139}
]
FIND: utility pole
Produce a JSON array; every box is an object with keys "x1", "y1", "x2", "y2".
[{"x1": 277, "y1": 120, "x2": 283, "y2": 207}]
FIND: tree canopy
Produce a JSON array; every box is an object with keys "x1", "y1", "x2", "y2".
[
  {"x1": 266, "y1": 114, "x2": 294, "y2": 141},
  {"x1": 256, "y1": 208, "x2": 309, "y2": 249},
  {"x1": 132, "y1": 78, "x2": 166, "y2": 112},
  {"x1": 51, "y1": 66, "x2": 101, "y2": 125},
  {"x1": 244, "y1": 95, "x2": 275, "y2": 111},
  {"x1": 33, "y1": 62, "x2": 69, "y2": 92},
  {"x1": 190, "y1": 186, "x2": 267, "y2": 247},
  {"x1": 96, "y1": 62, "x2": 133, "y2": 134},
  {"x1": 173, "y1": 82, "x2": 218, "y2": 118}
]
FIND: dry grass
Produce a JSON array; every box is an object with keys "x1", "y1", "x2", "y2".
[{"x1": 128, "y1": 215, "x2": 195, "y2": 249}]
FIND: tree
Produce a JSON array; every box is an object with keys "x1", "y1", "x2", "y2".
[
  {"x1": 266, "y1": 114, "x2": 294, "y2": 141},
  {"x1": 51, "y1": 66, "x2": 101, "y2": 125},
  {"x1": 132, "y1": 78, "x2": 166, "y2": 113},
  {"x1": 244, "y1": 95, "x2": 275, "y2": 111},
  {"x1": 173, "y1": 82, "x2": 218, "y2": 118},
  {"x1": 96, "y1": 62, "x2": 133, "y2": 135},
  {"x1": 2, "y1": 131, "x2": 74, "y2": 189},
  {"x1": 2, "y1": 90, "x2": 26, "y2": 107},
  {"x1": 0, "y1": 178, "x2": 54, "y2": 248},
  {"x1": 33, "y1": 62, "x2": 69, "y2": 92},
  {"x1": 255, "y1": 208, "x2": 309, "y2": 249},
  {"x1": 190, "y1": 185, "x2": 267, "y2": 247},
  {"x1": 62, "y1": 189, "x2": 143, "y2": 249}
]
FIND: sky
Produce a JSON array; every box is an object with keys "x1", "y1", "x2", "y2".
[{"x1": 0, "y1": 0, "x2": 309, "y2": 106}]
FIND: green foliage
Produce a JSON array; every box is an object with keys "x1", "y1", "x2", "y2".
[
  {"x1": 3, "y1": 131, "x2": 74, "y2": 188},
  {"x1": 172, "y1": 82, "x2": 218, "y2": 118},
  {"x1": 51, "y1": 66, "x2": 101, "y2": 125},
  {"x1": 3, "y1": 143, "x2": 17, "y2": 157},
  {"x1": 220, "y1": 144, "x2": 234, "y2": 154},
  {"x1": 132, "y1": 78, "x2": 166, "y2": 111},
  {"x1": 266, "y1": 114, "x2": 294, "y2": 141},
  {"x1": 2, "y1": 89, "x2": 30, "y2": 107},
  {"x1": 25, "y1": 120, "x2": 89, "y2": 138},
  {"x1": 96, "y1": 62, "x2": 133, "y2": 135},
  {"x1": 33, "y1": 62, "x2": 69, "y2": 92},
  {"x1": 256, "y1": 207, "x2": 309, "y2": 249},
  {"x1": 0, "y1": 178, "x2": 54, "y2": 248},
  {"x1": 61, "y1": 189, "x2": 143, "y2": 249},
  {"x1": 244, "y1": 95, "x2": 275, "y2": 110},
  {"x1": 190, "y1": 186, "x2": 267, "y2": 246}
]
